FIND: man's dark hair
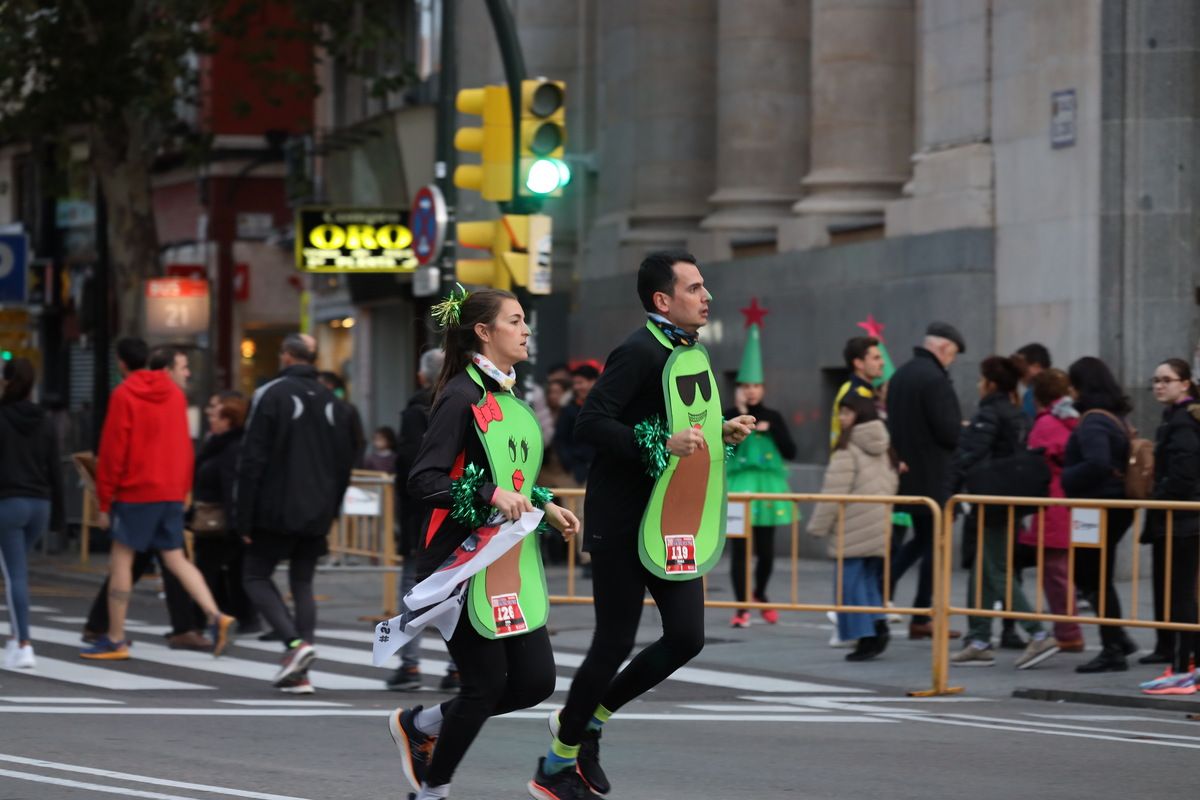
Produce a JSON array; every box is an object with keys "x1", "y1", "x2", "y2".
[
  {"x1": 281, "y1": 333, "x2": 316, "y2": 364},
  {"x1": 116, "y1": 337, "x2": 149, "y2": 371},
  {"x1": 843, "y1": 336, "x2": 879, "y2": 370},
  {"x1": 1016, "y1": 343, "x2": 1051, "y2": 370},
  {"x1": 571, "y1": 364, "x2": 600, "y2": 381},
  {"x1": 148, "y1": 346, "x2": 184, "y2": 371},
  {"x1": 637, "y1": 250, "x2": 697, "y2": 313}
]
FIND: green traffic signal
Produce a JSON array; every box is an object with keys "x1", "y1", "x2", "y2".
[{"x1": 524, "y1": 158, "x2": 572, "y2": 195}]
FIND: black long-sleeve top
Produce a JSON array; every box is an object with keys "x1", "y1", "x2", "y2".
[
  {"x1": 407, "y1": 369, "x2": 503, "y2": 579},
  {"x1": 1062, "y1": 410, "x2": 1129, "y2": 499},
  {"x1": 192, "y1": 428, "x2": 241, "y2": 531},
  {"x1": 721, "y1": 402, "x2": 796, "y2": 461},
  {"x1": 575, "y1": 325, "x2": 673, "y2": 552},
  {"x1": 1146, "y1": 400, "x2": 1200, "y2": 539}
]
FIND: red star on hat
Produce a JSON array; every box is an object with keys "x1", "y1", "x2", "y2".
[
  {"x1": 856, "y1": 313, "x2": 885, "y2": 342},
  {"x1": 740, "y1": 297, "x2": 769, "y2": 329}
]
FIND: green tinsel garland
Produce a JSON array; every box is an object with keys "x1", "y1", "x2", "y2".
[
  {"x1": 531, "y1": 485, "x2": 554, "y2": 509},
  {"x1": 634, "y1": 414, "x2": 671, "y2": 479},
  {"x1": 725, "y1": 443, "x2": 736, "y2": 462},
  {"x1": 450, "y1": 463, "x2": 493, "y2": 530}
]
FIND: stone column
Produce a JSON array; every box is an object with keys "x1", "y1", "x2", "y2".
[
  {"x1": 586, "y1": 0, "x2": 719, "y2": 276},
  {"x1": 697, "y1": 0, "x2": 810, "y2": 252},
  {"x1": 782, "y1": 0, "x2": 915, "y2": 250}
]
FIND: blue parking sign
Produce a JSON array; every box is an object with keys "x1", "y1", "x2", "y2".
[{"x1": 0, "y1": 234, "x2": 28, "y2": 304}]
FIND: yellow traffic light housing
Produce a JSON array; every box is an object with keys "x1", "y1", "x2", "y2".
[
  {"x1": 454, "y1": 86, "x2": 514, "y2": 202},
  {"x1": 455, "y1": 214, "x2": 552, "y2": 295},
  {"x1": 517, "y1": 79, "x2": 570, "y2": 199}
]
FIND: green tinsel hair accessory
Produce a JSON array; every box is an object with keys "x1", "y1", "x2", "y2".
[
  {"x1": 449, "y1": 462, "x2": 494, "y2": 530},
  {"x1": 634, "y1": 414, "x2": 671, "y2": 479},
  {"x1": 431, "y1": 283, "x2": 470, "y2": 329}
]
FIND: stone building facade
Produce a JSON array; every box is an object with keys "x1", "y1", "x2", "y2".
[{"x1": 456, "y1": 0, "x2": 1198, "y2": 460}]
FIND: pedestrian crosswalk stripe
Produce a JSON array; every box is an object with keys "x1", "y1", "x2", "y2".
[
  {"x1": 0, "y1": 696, "x2": 123, "y2": 704},
  {"x1": 315, "y1": 628, "x2": 863, "y2": 695},
  {"x1": 19, "y1": 623, "x2": 380, "y2": 691},
  {"x1": 233, "y1": 637, "x2": 573, "y2": 693},
  {"x1": 217, "y1": 699, "x2": 351, "y2": 707}
]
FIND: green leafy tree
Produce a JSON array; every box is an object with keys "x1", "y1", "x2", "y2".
[{"x1": 0, "y1": 0, "x2": 411, "y2": 333}]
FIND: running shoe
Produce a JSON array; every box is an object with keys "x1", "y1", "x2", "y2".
[
  {"x1": 4, "y1": 642, "x2": 35, "y2": 669},
  {"x1": 1139, "y1": 668, "x2": 1175, "y2": 690},
  {"x1": 754, "y1": 594, "x2": 779, "y2": 624},
  {"x1": 208, "y1": 613, "x2": 236, "y2": 658},
  {"x1": 1142, "y1": 671, "x2": 1197, "y2": 696},
  {"x1": 1014, "y1": 637, "x2": 1060, "y2": 670},
  {"x1": 950, "y1": 641, "x2": 995, "y2": 667},
  {"x1": 277, "y1": 671, "x2": 315, "y2": 695},
  {"x1": 730, "y1": 611, "x2": 751, "y2": 628},
  {"x1": 528, "y1": 757, "x2": 599, "y2": 800},
  {"x1": 389, "y1": 705, "x2": 437, "y2": 792},
  {"x1": 386, "y1": 666, "x2": 423, "y2": 691},
  {"x1": 79, "y1": 636, "x2": 131, "y2": 660},
  {"x1": 272, "y1": 642, "x2": 317, "y2": 686},
  {"x1": 548, "y1": 709, "x2": 610, "y2": 796}
]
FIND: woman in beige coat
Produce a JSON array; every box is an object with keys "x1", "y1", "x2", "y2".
[{"x1": 808, "y1": 394, "x2": 899, "y2": 661}]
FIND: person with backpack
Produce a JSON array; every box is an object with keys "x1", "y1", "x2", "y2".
[
  {"x1": 1062, "y1": 356, "x2": 1140, "y2": 673},
  {"x1": 1014, "y1": 369, "x2": 1084, "y2": 653},
  {"x1": 1138, "y1": 358, "x2": 1200, "y2": 695},
  {"x1": 807, "y1": 394, "x2": 897, "y2": 661},
  {"x1": 947, "y1": 357, "x2": 1059, "y2": 669}
]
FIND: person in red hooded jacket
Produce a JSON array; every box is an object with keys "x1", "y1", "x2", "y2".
[{"x1": 81, "y1": 337, "x2": 234, "y2": 661}]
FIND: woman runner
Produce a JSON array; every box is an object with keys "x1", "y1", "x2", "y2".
[{"x1": 388, "y1": 288, "x2": 581, "y2": 800}]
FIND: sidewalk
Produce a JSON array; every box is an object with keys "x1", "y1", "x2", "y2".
[{"x1": 28, "y1": 548, "x2": 1198, "y2": 712}]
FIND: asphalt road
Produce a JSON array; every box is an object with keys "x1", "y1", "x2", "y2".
[{"x1": 1, "y1": 558, "x2": 1197, "y2": 800}]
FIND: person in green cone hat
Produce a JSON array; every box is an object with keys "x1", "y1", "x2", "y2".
[{"x1": 724, "y1": 299, "x2": 797, "y2": 628}]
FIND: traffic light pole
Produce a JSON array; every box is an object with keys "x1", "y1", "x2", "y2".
[{"x1": 436, "y1": 0, "x2": 458, "y2": 295}]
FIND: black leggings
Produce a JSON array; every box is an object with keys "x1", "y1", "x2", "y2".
[
  {"x1": 557, "y1": 544, "x2": 705, "y2": 747},
  {"x1": 730, "y1": 525, "x2": 776, "y2": 609},
  {"x1": 1073, "y1": 508, "x2": 1132, "y2": 651},
  {"x1": 1151, "y1": 535, "x2": 1200, "y2": 673},
  {"x1": 241, "y1": 552, "x2": 317, "y2": 645},
  {"x1": 426, "y1": 619, "x2": 555, "y2": 786}
]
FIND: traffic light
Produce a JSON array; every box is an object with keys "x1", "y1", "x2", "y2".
[
  {"x1": 517, "y1": 79, "x2": 570, "y2": 199},
  {"x1": 456, "y1": 214, "x2": 552, "y2": 295},
  {"x1": 454, "y1": 85, "x2": 514, "y2": 202}
]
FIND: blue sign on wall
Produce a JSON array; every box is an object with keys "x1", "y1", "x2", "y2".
[{"x1": 0, "y1": 234, "x2": 29, "y2": 304}]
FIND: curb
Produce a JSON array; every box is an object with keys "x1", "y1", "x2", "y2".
[{"x1": 1013, "y1": 686, "x2": 1200, "y2": 714}]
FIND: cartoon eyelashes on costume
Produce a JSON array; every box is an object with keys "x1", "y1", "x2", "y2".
[
  {"x1": 506, "y1": 437, "x2": 531, "y2": 463},
  {"x1": 675, "y1": 372, "x2": 712, "y2": 406}
]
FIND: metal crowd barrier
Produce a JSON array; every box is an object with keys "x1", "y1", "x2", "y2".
[
  {"x1": 546, "y1": 489, "x2": 950, "y2": 697},
  {"x1": 326, "y1": 470, "x2": 398, "y2": 617},
  {"x1": 939, "y1": 494, "x2": 1200, "y2": 692}
]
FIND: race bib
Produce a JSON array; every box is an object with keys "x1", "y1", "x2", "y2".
[
  {"x1": 664, "y1": 535, "x2": 697, "y2": 575},
  {"x1": 491, "y1": 593, "x2": 528, "y2": 636}
]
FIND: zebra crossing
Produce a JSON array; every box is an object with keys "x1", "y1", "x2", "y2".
[{"x1": 0, "y1": 606, "x2": 908, "y2": 716}]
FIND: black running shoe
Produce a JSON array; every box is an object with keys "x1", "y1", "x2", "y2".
[
  {"x1": 528, "y1": 757, "x2": 598, "y2": 800},
  {"x1": 388, "y1": 706, "x2": 436, "y2": 792},
  {"x1": 547, "y1": 709, "x2": 610, "y2": 796}
]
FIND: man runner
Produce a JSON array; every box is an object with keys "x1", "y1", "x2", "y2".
[{"x1": 528, "y1": 251, "x2": 754, "y2": 800}]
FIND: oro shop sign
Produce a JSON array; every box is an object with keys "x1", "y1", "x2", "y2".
[
  {"x1": 295, "y1": 207, "x2": 417, "y2": 273},
  {"x1": 144, "y1": 278, "x2": 210, "y2": 337}
]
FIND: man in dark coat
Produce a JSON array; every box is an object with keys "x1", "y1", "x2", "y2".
[
  {"x1": 885, "y1": 322, "x2": 965, "y2": 639},
  {"x1": 237, "y1": 333, "x2": 359, "y2": 693}
]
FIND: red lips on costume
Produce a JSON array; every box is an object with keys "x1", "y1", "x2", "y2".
[{"x1": 512, "y1": 469, "x2": 525, "y2": 492}]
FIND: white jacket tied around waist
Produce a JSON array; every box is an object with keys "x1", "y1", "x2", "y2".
[{"x1": 807, "y1": 419, "x2": 899, "y2": 558}]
